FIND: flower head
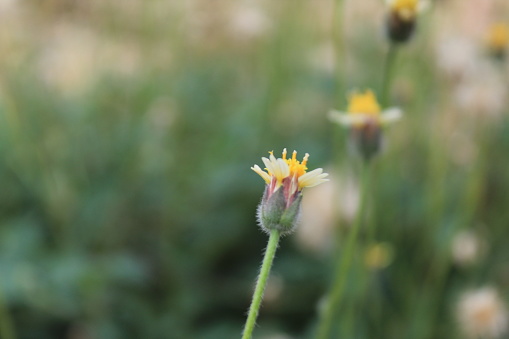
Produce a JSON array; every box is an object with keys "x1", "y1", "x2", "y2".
[
  {"x1": 387, "y1": 0, "x2": 423, "y2": 21},
  {"x1": 451, "y1": 230, "x2": 485, "y2": 267},
  {"x1": 328, "y1": 90, "x2": 401, "y2": 161},
  {"x1": 364, "y1": 242, "x2": 394, "y2": 270},
  {"x1": 457, "y1": 287, "x2": 508, "y2": 338},
  {"x1": 385, "y1": 0, "x2": 428, "y2": 43},
  {"x1": 347, "y1": 90, "x2": 381, "y2": 117},
  {"x1": 252, "y1": 149, "x2": 328, "y2": 234},
  {"x1": 487, "y1": 23, "x2": 509, "y2": 59},
  {"x1": 329, "y1": 90, "x2": 401, "y2": 128}
]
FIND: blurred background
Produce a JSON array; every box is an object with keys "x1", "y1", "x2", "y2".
[{"x1": 0, "y1": 0, "x2": 509, "y2": 338}]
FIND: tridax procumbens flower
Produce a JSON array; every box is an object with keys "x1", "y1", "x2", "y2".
[
  {"x1": 385, "y1": 0, "x2": 429, "y2": 43},
  {"x1": 456, "y1": 287, "x2": 508, "y2": 339},
  {"x1": 251, "y1": 149, "x2": 328, "y2": 234},
  {"x1": 487, "y1": 23, "x2": 509, "y2": 60},
  {"x1": 329, "y1": 90, "x2": 401, "y2": 161}
]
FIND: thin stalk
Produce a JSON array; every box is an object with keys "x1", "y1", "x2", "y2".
[
  {"x1": 380, "y1": 43, "x2": 398, "y2": 107},
  {"x1": 461, "y1": 126, "x2": 488, "y2": 227},
  {"x1": 0, "y1": 286, "x2": 16, "y2": 339},
  {"x1": 332, "y1": 0, "x2": 345, "y2": 103},
  {"x1": 364, "y1": 162, "x2": 377, "y2": 246},
  {"x1": 242, "y1": 229, "x2": 281, "y2": 339},
  {"x1": 330, "y1": 0, "x2": 346, "y2": 183},
  {"x1": 315, "y1": 162, "x2": 371, "y2": 339}
]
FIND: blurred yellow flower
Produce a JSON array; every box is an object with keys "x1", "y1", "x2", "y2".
[
  {"x1": 347, "y1": 90, "x2": 381, "y2": 118},
  {"x1": 329, "y1": 90, "x2": 402, "y2": 128},
  {"x1": 487, "y1": 23, "x2": 509, "y2": 51},
  {"x1": 364, "y1": 242, "x2": 394, "y2": 270},
  {"x1": 387, "y1": 0, "x2": 428, "y2": 21},
  {"x1": 329, "y1": 90, "x2": 402, "y2": 161},
  {"x1": 389, "y1": 0, "x2": 418, "y2": 21}
]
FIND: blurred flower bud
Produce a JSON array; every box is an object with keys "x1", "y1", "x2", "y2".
[
  {"x1": 385, "y1": 0, "x2": 428, "y2": 44},
  {"x1": 386, "y1": 11, "x2": 415, "y2": 43},
  {"x1": 486, "y1": 23, "x2": 509, "y2": 61},
  {"x1": 349, "y1": 119, "x2": 383, "y2": 163}
]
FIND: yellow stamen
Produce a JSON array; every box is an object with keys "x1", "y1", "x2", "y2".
[
  {"x1": 284, "y1": 151, "x2": 308, "y2": 178},
  {"x1": 302, "y1": 153, "x2": 309, "y2": 167},
  {"x1": 252, "y1": 149, "x2": 328, "y2": 190}
]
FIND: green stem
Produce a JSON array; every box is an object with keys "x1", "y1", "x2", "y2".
[
  {"x1": 331, "y1": 0, "x2": 346, "y2": 177},
  {"x1": 0, "y1": 285, "x2": 16, "y2": 339},
  {"x1": 364, "y1": 163, "x2": 377, "y2": 246},
  {"x1": 461, "y1": 125, "x2": 488, "y2": 227},
  {"x1": 242, "y1": 229, "x2": 281, "y2": 339},
  {"x1": 332, "y1": 0, "x2": 345, "y2": 103},
  {"x1": 380, "y1": 43, "x2": 398, "y2": 107},
  {"x1": 315, "y1": 162, "x2": 371, "y2": 339}
]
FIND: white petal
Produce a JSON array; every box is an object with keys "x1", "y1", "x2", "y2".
[
  {"x1": 380, "y1": 107, "x2": 402, "y2": 125},
  {"x1": 261, "y1": 154, "x2": 289, "y2": 180},
  {"x1": 262, "y1": 156, "x2": 275, "y2": 174},
  {"x1": 301, "y1": 176, "x2": 329, "y2": 189},
  {"x1": 299, "y1": 168, "x2": 329, "y2": 188},
  {"x1": 275, "y1": 158, "x2": 290, "y2": 179},
  {"x1": 251, "y1": 164, "x2": 271, "y2": 183},
  {"x1": 329, "y1": 110, "x2": 377, "y2": 126}
]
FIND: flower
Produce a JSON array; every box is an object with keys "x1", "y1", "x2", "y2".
[
  {"x1": 329, "y1": 90, "x2": 402, "y2": 127},
  {"x1": 486, "y1": 23, "x2": 509, "y2": 59},
  {"x1": 252, "y1": 149, "x2": 329, "y2": 234},
  {"x1": 364, "y1": 242, "x2": 394, "y2": 270},
  {"x1": 385, "y1": 0, "x2": 428, "y2": 43},
  {"x1": 228, "y1": 2, "x2": 271, "y2": 41},
  {"x1": 387, "y1": 0, "x2": 427, "y2": 22},
  {"x1": 456, "y1": 287, "x2": 508, "y2": 338},
  {"x1": 435, "y1": 35, "x2": 479, "y2": 80},
  {"x1": 328, "y1": 90, "x2": 401, "y2": 161},
  {"x1": 453, "y1": 62, "x2": 506, "y2": 119},
  {"x1": 451, "y1": 230, "x2": 485, "y2": 267}
]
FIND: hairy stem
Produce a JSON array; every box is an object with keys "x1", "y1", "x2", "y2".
[{"x1": 242, "y1": 229, "x2": 281, "y2": 339}]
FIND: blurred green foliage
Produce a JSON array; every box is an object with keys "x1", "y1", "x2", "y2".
[{"x1": 0, "y1": 1, "x2": 508, "y2": 339}]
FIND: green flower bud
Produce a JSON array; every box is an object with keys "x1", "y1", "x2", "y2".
[
  {"x1": 384, "y1": 0, "x2": 428, "y2": 44},
  {"x1": 349, "y1": 119, "x2": 382, "y2": 163},
  {"x1": 257, "y1": 188, "x2": 302, "y2": 235},
  {"x1": 386, "y1": 12, "x2": 415, "y2": 44}
]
